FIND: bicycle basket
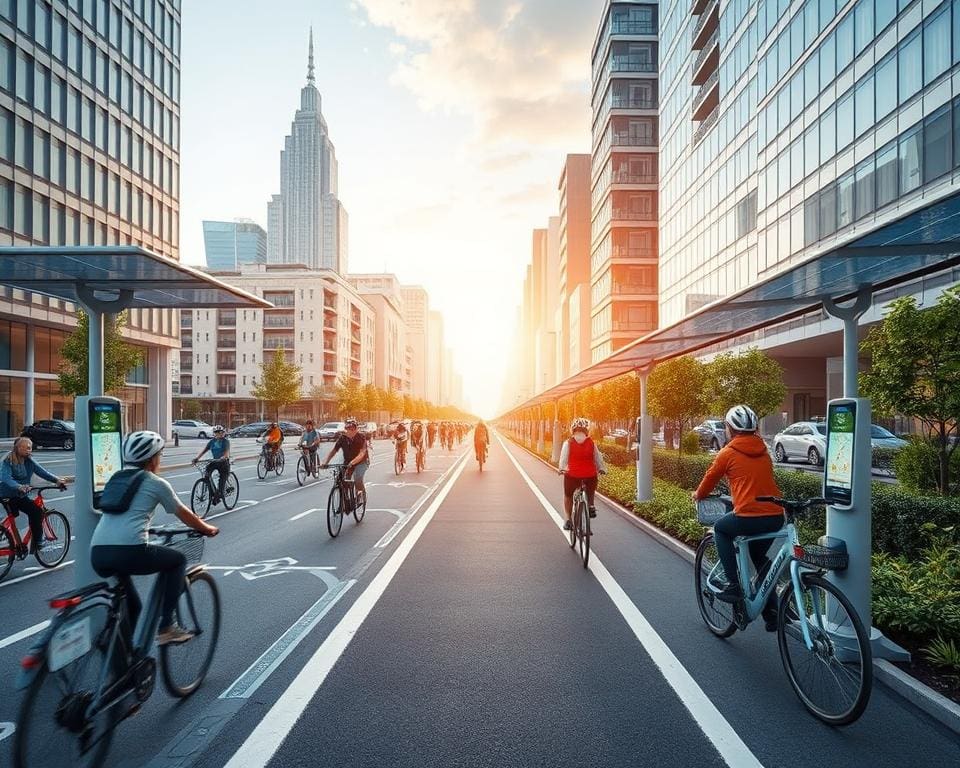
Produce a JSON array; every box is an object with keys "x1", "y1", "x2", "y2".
[
  {"x1": 696, "y1": 497, "x2": 732, "y2": 526},
  {"x1": 795, "y1": 543, "x2": 848, "y2": 571},
  {"x1": 162, "y1": 535, "x2": 205, "y2": 564}
]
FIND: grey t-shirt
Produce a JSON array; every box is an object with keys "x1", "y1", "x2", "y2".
[{"x1": 91, "y1": 472, "x2": 181, "y2": 547}]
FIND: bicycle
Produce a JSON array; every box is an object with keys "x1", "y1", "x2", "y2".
[
  {"x1": 256, "y1": 444, "x2": 285, "y2": 479},
  {"x1": 1, "y1": 485, "x2": 71, "y2": 582},
  {"x1": 13, "y1": 528, "x2": 220, "y2": 768},
  {"x1": 476, "y1": 443, "x2": 488, "y2": 472},
  {"x1": 296, "y1": 447, "x2": 321, "y2": 486},
  {"x1": 324, "y1": 464, "x2": 366, "y2": 538},
  {"x1": 394, "y1": 441, "x2": 407, "y2": 476},
  {"x1": 414, "y1": 441, "x2": 426, "y2": 473},
  {"x1": 190, "y1": 460, "x2": 239, "y2": 518},
  {"x1": 694, "y1": 495, "x2": 872, "y2": 725},
  {"x1": 562, "y1": 475, "x2": 591, "y2": 568}
]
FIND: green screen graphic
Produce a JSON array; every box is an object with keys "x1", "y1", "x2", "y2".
[{"x1": 90, "y1": 403, "x2": 122, "y2": 493}]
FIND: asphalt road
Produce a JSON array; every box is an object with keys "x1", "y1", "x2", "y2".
[{"x1": 1, "y1": 433, "x2": 956, "y2": 768}]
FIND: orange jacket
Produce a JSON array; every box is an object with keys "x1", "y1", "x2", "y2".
[
  {"x1": 694, "y1": 434, "x2": 782, "y2": 517},
  {"x1": 266, "y1": 426, "x2": 282, "y2": 444}
]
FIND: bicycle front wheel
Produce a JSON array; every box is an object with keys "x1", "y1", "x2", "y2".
[
  {"x1": 777, "y1": 572, "x2": 872, "y2": 725},
  {"x1": 394, "y1": 453, "x2": 402, "y2": 476},
  {"x1": 34, "y1": 511, "x2": 70, "y2": 568},
  {"x1": 694, "y1": 535, "x2": 737, "y2": 638},
  {"x1": 222, "y1": 472, "x2": 239, "y2": 510},
  {"x1": 275, "y1": 451, "x2": 285, "y2": 475},
  {"x1": 353, "y1": 487, "x2": 366, "y2": 523},
  {"x1": 257, "y1": 455, "x2": 267, "y2": 480},
  {"x1": 327, "y1": 484, "x2": 344, "y2": 538},
  {"x1": 296, "y1": 456, "x2": 308, "y2": 486},
  {"x1": 161, "y1": 570, "x2": 221, "y2": 698},
  {"x1": 190, "y1": 478, "x2": 211, "y2": 518},
  {"x1": 577, "y1": 498, "x2": 590, "y2": 568},
  {"x1": 0, "y1": 525, "x2": 14, "y2": 581}
]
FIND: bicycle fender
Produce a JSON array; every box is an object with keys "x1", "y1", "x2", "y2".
[{"x1": 15, "y1": 624, "x2": 54, "y2": 689}]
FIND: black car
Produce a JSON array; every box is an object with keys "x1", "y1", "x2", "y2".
[
  {"x1": 227, "y1": 421, "x2": 270, "y2": 438},
  {"x1": 279, "y1": 421, "x2": 305, "y2": 436},
  {"x1": 21, "y1": 419, "x2": 76, "y2": 450}
]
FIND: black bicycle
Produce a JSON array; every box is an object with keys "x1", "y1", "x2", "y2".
[
  {"x1": 257, "y1": 444, "x2": 284, "y2": 479},
  {"x1": 13, "y1": 528, "x2": 221, "y2": 767},
  {"x1": 296, "y1": 448, "x2": 321, "y2": 486},
  {"x1": 566, "y1": 476, "x2": 591, "y2": 568},
  {"x1": 190, "y1": 460, "x2": 239, "y2": 517},
  {"x1": 324, "y1": 464, "x2": 367, "y2": 538}
]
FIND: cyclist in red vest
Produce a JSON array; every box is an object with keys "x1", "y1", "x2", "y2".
[{"x1": 558, "y1": 418, "x2": 606, "y2": 531}]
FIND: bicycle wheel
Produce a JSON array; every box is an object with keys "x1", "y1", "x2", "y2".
[
  {"x1": 694, "y1": 535, "x2": 737, "y2": 638},
  {"x1": 0, "y1": 525, "x2": 15, "y2": 581},
  {"x1": 257, "y1": 455, "x2": 267, "y2": 479},
  {"x1": 190, "y1": 478, "x2": 211, "y2": 518},
  {"x1": 394, "y1": 453, "x2": 402, "y2": 476},
  {"x1": 222, "y1": 473, "x2": 239, "y2": 510},
  {"x1": 568, "y1": 495, "x2": 577, "y2": 549},
  {"x1": 577, "y1": 497, "x2": 590, "y2": 568},
  {"x1": 275, "y1": 451, "x2": 285, "y2": 476},
  {"x1": 777, "y1": 573, "x2": 872, "y2": 725},
  {"x1": 14, "y1": 608, "x2": 121, "y2": 768},
  {"x1": 327, "y1": 484, "x2": 344, "y2": 538},
  {"x1": 296, "y1": 456, "x2": 308, "y2": 486},
  {"x1": 416, "y1": 450, "x2": 423, "y2": 473},
  {"x1": 161, "y1": 570, "x2": 221, "y2": 698},
  {"x1": 353, "y1": 487, "x2": 366, "y2": 523},
  {"x1": 33, "y1": 511, "x2": 70, "y2": 568}
]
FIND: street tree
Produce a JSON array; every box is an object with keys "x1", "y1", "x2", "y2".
[
  {"x1": 648, "y1": 356, "x2": 708, "y2": 457},
  {"x1": 58, "y1": 310, "x2": 143, "y2": 397},
  {"x1": 383, "y1": 387, "x2": 403, "y2": 420},
  {"x1": 250, "y1": 346, "x2": 302, "y2": 420},
  {"x1": 705, "y1": 347, "x2": 787, "y2": 418},
  {"x1": 334, "y1": 376, "x2": 363, "y2": 417},
  {"x1": 861, "y1": 288, "x2": 960, "y2": 494},
  {"x1": 362, "y1": 384, "x2": 382, "y2": 420}
]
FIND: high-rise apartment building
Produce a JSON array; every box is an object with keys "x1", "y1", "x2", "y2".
[
  {"x1": 203, "y1": 219, "x2": 266, "y2": 270},
  {"x1": 401, "y1": 285, "x2": 429, "y2": 400},
  {"x1": 176, "y1": 264, "x2": 375, "y2": 423},
  {"x1": 427, "y1": 309, "x2": 444, "y2": 406},
  {"x1": 348, "y1": 274, "x2": 407, "y2": 392},
  {"x1": 558, "y1": 154, "x2": 593, "y2": 377},
  {"x1": 658, "y1": 0, "x2": 960, "y2": 424},
  {"x1": 268, "y1": 31, "x2": 348, "y2": 273},
  {"x1": 589, "y1": 1, "x2": 660, "y2": 363},
  {"x1": 266, "y1": 194, "x2": 282, "y2": 262},
  {"x1": 0, "y1": 0, "x2": 183, "y2": 435}
]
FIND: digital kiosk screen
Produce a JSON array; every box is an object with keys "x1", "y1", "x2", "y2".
[
  {"x1": 89, "y1": 401, "x2": 122, "y2": 505},
  {"x1": 824, "y1": 401, "x2": 856, "y2": 506}
]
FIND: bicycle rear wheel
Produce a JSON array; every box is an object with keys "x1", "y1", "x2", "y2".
[
  {"x1": 777, "y1": 573, "x2": 872, "y2": 725},
  {"x1": 394, "y1": 453, "x2": 402, "y2": 476},
  {"x1": 34, "y1": 511, "x2": 70, "y2": 568},
  {"x1": 296, "y1": 456, "x2": 308, "y2": 486},
  {"x1": 222, "y1": 472, "x2": 239, "y2": 510},
  {"x1": 577, "y1": 497, "x2": 590, "y2": 568},
  {"x1": 568, "y1": 495, "x2": 578, "y2": 549},
  {"x1": 14, "y1": 608, "x2": 120, "y2": 768},
  {"x1": 275, "y1": 451, "x2": 285, "y2": 475},
  {"x1": 694, "y1": 535, "x2": 736, "y2": 637},
  {"x1": 161, "y1": 570, "x2": 221, "y2": 698},
  {"x1": 0, "y1": 525, "x2": 14, "y2": 581},
  {"x1": 327, "y1": 484, "x2": 344, "y2": 538},
  {"x1": 190, "y1": 478, "x2": 211, "y2": 518}
]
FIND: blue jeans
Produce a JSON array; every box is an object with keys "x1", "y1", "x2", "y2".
[{"x1": 713, "y1": 513, "x2": 784, "y2": 599}]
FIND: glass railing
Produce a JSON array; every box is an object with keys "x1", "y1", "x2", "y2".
[
  {"x1": 612, "y1": 246, "x2": 657, "y2": 258},
  {"x1": 263, "y1": 338, "x2": 294, "y2": 350},
  {"x1": 217, "y1": 337, "x2": 236, "y2": 349},
  {"x1": 611, "y1": 133, "x2": 657, "y2": 147},
  {"x1": 612, "y1": 170, "x2": 658, "y2": 183},
  {"x1": 610, "y1": 20, "x2": 656, "y2": 35},
  {"x1": 263, "y1": 294, "x2": 295, "y2": 308},
  {"x1": 692, "y1": 30, "x2": 719, "y2": 76},
  {"x1": 613, "y1": 283, "x2": 657, "y2": 294},
  {"x1": 692, "y1": 68, "x2": 719, "y2": 115},
  {"x1": 612, "y1": 209, "x2": 657, "y2": 221},
  {"x1": 263, "y1": 315, "x2": 295, "y2": 328},
  {"x1": 217, "y1": 311, "x2": 236, "y2": 326},
  {"x1": 610, "y1": 56, "x2": 656, "y2": 73},
  {"x1": 693, "y1": 103, "x2": 720, "y2": 145}
]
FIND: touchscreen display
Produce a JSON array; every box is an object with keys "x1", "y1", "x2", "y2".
[
  {"x1": 90, "y1": 401, "x2": 122, "y2": 495},
  {"x1": 824, "y1": 402, "x2": 856, "y2": 505}
]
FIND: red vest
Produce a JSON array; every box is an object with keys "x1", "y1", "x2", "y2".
[{"x1": 567, "y1": 437, "x2": 598, "y2": 479}]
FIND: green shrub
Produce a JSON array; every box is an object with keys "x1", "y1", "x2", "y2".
[
  {"x1": 632, "y1": 478, "x2": 704, "y2": 546},
  {"x1": 871, "y1": 446, "x2": 900, "y2": 473},
  {"x1": 871, "y1": 485, "x2": 960, "y2": 559},
  {"x1": 894, "y1": 437, "x2": 960, "y2": 496},
  {"x1": 598, "y1": 465, "x2": 636, "y2": 507},
  {"x1": 681, "y1": 431, "x2": 702, "y2": 455},
  {"x1": 599, "y1": 441, "x2": 635, "y2": 468},
  {"x1": 652, "y1": 448, "x2": 715, "y2": 490}
]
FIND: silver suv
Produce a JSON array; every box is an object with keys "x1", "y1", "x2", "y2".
[{"x1": 773, "y1": 422, "x2": 828, "y2": 465}]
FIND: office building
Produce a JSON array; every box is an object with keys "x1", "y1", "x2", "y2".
[
  {"x1": 267, "y1": 31, "x2": 348, "y2": 273},
  {"x1": 589, "y1": 1, "x2": 660, "y2": 363},
  {"x1": 657, "y1": 0, "x2": 960, "y2": 425},
  {"x1": 401, "y1": 285, "x2": 429, "y2": 400},
  {"x1": 176, "y1": 263, "x2": 375, "y2": 424},
  {"x1": 202, "y1": 219, "x2": 266, "y2": 270},
  {"x1": 0, "y1": 0, "x2": 183, "y2": 435},
  {"x1": 266, "y1": 194, "x2": 282, "y2": 262},
  {"x1": 427, "y1": 309, "x2": 444, "y2": 406},
  {"x1": 348, "y1": 274, "x2": 407, "y2": 393},
  {"x1": 558, "y1": 154, "x2": 593, "y2": 377}
]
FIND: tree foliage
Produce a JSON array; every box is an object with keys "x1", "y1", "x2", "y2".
[
  {"x1": 362, "y1": 384, "x2": 381, "y2": 417},
  {"x1": 705, "y1": 347, "x2": 787, "y2": 418},
  {"x1": 861, "y1": 289, "x2": 960, "y2": 494},
  {"x1": 334, "y1": 376, "x2": 363, "y2": 417},
  {"x1": 648, "y1": 356, "x2": 708, "y2": 456},
  {"x1": 250, "y1": 346, "x2": 303, "y2": 420},
  {"x1": 58, "y1": 310, "x2": 143, "y2": 397}
]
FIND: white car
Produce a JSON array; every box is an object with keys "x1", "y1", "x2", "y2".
[
  {"x1": 318, "y1": 421, "x2": 345, "y2": 442},
  {"x1": 171, "y1": 419, "x2": 214, "y2": 439}
]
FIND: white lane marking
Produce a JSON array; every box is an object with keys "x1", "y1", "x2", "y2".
[
  {"x1": 222, "y1": 452, "x2": 470, "y2": 768},
  {"x1": 0, "y1": 722, "x2": 14, "y2": 744},
  {"x1": 0, "y1": 560, "x2": 75, "y2": 589},
  {"x1": 498, "y1": 435, "x2": 764, "y2": 768},
  {"x1": 261, "y1": 484, "x2": 314, "y2": 503},
  {"x1": 289, "y1": 508, "x2": 321, "y2": 521},
  {"x1": 206, "y1": 501, "x2": 259, "y2": 522},
  {"x1": 0, "y1": 620, "x2": 50, "y2": 650}
]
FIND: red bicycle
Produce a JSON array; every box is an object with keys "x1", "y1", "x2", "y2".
[{"x1": 0, "y1": 485, "x2": 71, "y2": 582}]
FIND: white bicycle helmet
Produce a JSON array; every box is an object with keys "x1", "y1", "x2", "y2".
[
  {"x1": 123, "y1": 430, "x2": 164, "y2": 464},
  {"x1": 570, "y1": 417, "x2": 590, "y2": 434},
  {"x1": 212, "y1": 424, "x2": 225, "y2": 433},
  {"x1": 724, "y1": 404, "x2": 759, "y2": 433}
]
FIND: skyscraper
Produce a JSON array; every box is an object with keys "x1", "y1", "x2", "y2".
[
  {"x1": 268, "y1": 30, "x2": 348, "y2": 273},
  {"x1": 203, "y1": 220, "x2": 267, "y2": 270},
  {"x1": 401, "y1": 285, "x2": 429, "y2": 401},
  {"x1": 266, "y1": 194, "x2": 282, "y2": 262}
]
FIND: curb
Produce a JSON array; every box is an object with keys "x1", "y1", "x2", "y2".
[{"x1": 503, "y1": 433, "x2": 960, "y2": 737}]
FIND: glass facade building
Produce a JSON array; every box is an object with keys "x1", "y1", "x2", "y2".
[
  {"x1": 202, "y1": 219, "x2": 267, "y2": 270},
  {"x1": 590, "y1": 1, "x2": 661, "y2": 364},
  {"x1": 0, "y1": 0, "x2": 182, "y2": 436}
]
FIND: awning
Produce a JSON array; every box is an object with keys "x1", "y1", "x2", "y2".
[
  {"x1": 0, "y1": 246, "x2": 270, "y2": 308},
  {"x1": 509, "y1": 190, "x2": 960, "y2": 412}
]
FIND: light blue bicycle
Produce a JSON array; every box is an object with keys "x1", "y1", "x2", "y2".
[{"x1": 694, "y1": 495, "x2": 872, "y2": 725}]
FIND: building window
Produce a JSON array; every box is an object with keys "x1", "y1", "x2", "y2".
[
  {"x1": 854, "y1": 74, "x2": 873, "y2": 138},
  {"x1": 854, "y1": 158, "x2": 875, "y2": 220},
  {"x1": 924, "y1": 6, "x2": 951, "y2": 85},
  {"x1": 876, "y1": 52, "x2": 897, "y2": 120},
  {"x1": 923, "y1": 105, "x2": 952, "y2": 182},
  {"x1": 899, "y1": 30, "x2": 922, "y2": 103},
  {"x1": 899, "y1": 125, "x2": 922, "y2": 195},
  {"x1": 837, "y1": 90, "x2": 853, "y2": 150},
  {"x1": 837, "y1": 172, "x2": 854, "y2": 228}
]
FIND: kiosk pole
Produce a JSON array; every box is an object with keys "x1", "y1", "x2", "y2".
[{"x1": 636, "y1": 367, "x2": 653, "y2": 503}]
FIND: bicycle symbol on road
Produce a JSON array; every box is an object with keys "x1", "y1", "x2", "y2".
[
  {"x1": 0, "y1": 722, "x2": 14, "y2": 744},
  {"x1": 206, "y1": 558, "x2": 340, "y2": 588}
]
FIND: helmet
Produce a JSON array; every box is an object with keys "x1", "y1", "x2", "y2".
[
  {"x1": 724, "y1": 404, "x2": 758, "y2": 433},
  {"x1": 570, "y1": 417, "x2": 590, "y2": 434},
  {"x1": 213, "y1": 424, "x2": 225, "y2": 433},
  {"x1": 123, "y1": 430, "x2": 164, "y2": 464},
  {"x1": 344, "y1": 417, "x2": 359, "y2": 429}
]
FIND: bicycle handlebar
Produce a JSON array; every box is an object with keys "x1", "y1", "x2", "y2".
[
  {"x1": 147, "y1": 527, "x2": 207, "y2": 540},
  {"x1": 756, "y1": 496, "x2": 828, "y2": 512}
]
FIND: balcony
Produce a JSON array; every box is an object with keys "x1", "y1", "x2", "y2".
[
  {"x1": 217, "y1": 310, "x2": 236, "y2": 327},
  {"x1": 609, "y1": 56, "x2": 656, "y2": 74},
  {"x1": 693, "y1": 103, "x2": 720, "y2": 145},
  {"x1": 692, "y1": 0, "x2": 719, "y2": 50},
  {"x1": 323, "y1": 319, "x2": 337, "y2": 332},
  {"x1": 611, "y1": 133, "x2": 657, "y2": 147},
  {"x1": 263, "y1": 292, "x2": 295, "y2": 308},
  {"x1": 610, "y1": 20, "x2": 656, "y2": 36},
  {"x1": 323, "y1": 341, "x2": 336, "y2": 352},
  {"x1": 612, "y1": 246, "x2": 657, "y2": 259},
  {"x1": 350, "y1": 365, "x2": 361, "y2": 380},
  {"x1": 613, "y1": 282, "x2": 657, "y2": 295},
  {"x1": 350, "y1": 310, "x2": 361, "y2": 326},
  {"x1": 216, "y1": 335, "x2": 236, "y2": 350},
  {"x1": 263, "y1": 336, "x2": 295, "y2": 350},
  {"x1": 612, "y1": 170, "x2": 657, "y2": 185},
  {"x1": 180, "y1": 358, "x2": 193, "y2": 372},
  {"x1": 179, "y1": 380, "x2": 193, "y2": 395},
  {"x1": 691, "y1": 30, "x2": 719, "y2": 86},
  {"x1": 691, "y1": 67, "x2": 719, "y2": 121},
  {"x1": 217, "y1": 354, "x2": 236, "y2": 371},
  {"x1": 610, "y1": 95, "x2": 656, "y2": 110},
  {"x1": 612, "y1": 208, "x2": 657, "y2": 221},
  {"x1": 180, "y1": 334, "x2": 192, "y2": 349},
  {"x1": 691, "y1": 0, "x2": 710, "y2": 14},
  {"x1": 217, "y1": 385, "x2": 236, "y2": 395},
  {"x1": 263, "y1": 312, "x2": 294, "y2": 329},
  {"x1": 180, "y1": 313, "x2": 192, "y2": 328},
  {"x1": 613, "y1": 320, "x2": 655, "y2": 332}
]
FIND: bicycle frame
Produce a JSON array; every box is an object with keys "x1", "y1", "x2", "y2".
[{"x1": 2, "y1": 493, "x2": 58, "y2": 550}]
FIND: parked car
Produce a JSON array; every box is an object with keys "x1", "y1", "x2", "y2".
[
  {"x1": 774, "y1": 421, "x2": 827, "y2": 465},
  {"x1": 279, "y1": 420, "x2": 305, "y2": 436},
  {"x1": 603, "y1": 428, "x2": 631, "y2": 446},
  {"x1": 171, "y1": 419, "x2": 214, "y2": 439},
  {"x1": 362, "y1": 422, "x2": 379, "y2": 439},
  {"x1": 226, "y1": 421, "x2": 269, "y2": 438},
  {"x1": 870, "y1": 425, "x2": 908, "y2": 450},
  {"x1": 318, "y1": 421, "x2": 345, "y2": 441},
  {"x1": 693, "y1": 419, "x2": 727, "y2": 451},
  {"x1": 21, "y1": 419, "x2": 76, "y2": 450}
]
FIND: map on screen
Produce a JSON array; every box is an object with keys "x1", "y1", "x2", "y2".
[
  {"x1": 825, "y1": 403, "x2": 856, "y2": 496},
  {"x1": 90, "y1": 403, "x2": 122, "y2": 493}
]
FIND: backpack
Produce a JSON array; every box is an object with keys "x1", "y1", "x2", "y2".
[{"x1": 98, "y1": 468, "x2": 147, "y2": 514}]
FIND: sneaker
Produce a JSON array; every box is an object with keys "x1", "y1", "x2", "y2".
[
  {"x1": 157, "y1": 624, "x2": 195, "y2": 646},
  {"x1": 715, "y1": 584, "x2": 744, "y2": 604},
  {"x1": 30, "y1": 540, "x2": 47, "y2": 555},
  {"x1": 588, "y1": 506, "x2": 597, "y2": 518},
  {"x1": 563, "y1": 520, "x2": 573, "y2": 531},
  {"x1": 761, "y1": 606, "x2": 778, "y2": 632}
]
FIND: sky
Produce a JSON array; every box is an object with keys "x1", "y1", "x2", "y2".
[{"x1": 180, "y1": 0, "x2": 605, "y2": 418}]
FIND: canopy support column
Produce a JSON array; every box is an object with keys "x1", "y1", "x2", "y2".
[
  {"x1": 551, "y1": 401, "x2": 561, "y2": 464},
  {"x1": 636, "y1": 367, "x2": 653, "y2": 502}
]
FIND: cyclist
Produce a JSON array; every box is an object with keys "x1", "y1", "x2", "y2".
[
  {"x1": 474, "y1": 420, "x2": 490, "y2": 464},
  {"x1": 410, "y1": 419, "x2": 425, "y2": 456},
  {"x1": 691, "y1": 405, "x2": 783, "y2": 623},
  {"x1": 0, "y1": 437, "x2": 67, "y2": 553},
  {"x1": 558, "y1": 418, "x2": 606, "y2": 531},
  {"x1": 260, "y1": 421, "x2": 283, "y2": 468},
  {"x1": 191, "y1": 425, "x2": 230, "y2": 504},
  {"x1": 427, "y1": 420, "x2": 438, "y2": 449},
  {"x1": 91, "y1": 431, "x2": 219, "y2": 646},
  {"x1": 298, "y1": 419, "x2": 321, "y2": 473},
  {"x1": 320, "y1": 417, "x2": 370, "y2": 499},
  {"x1": 394, "y1": 421, "x2": 410, "y2": 465}
]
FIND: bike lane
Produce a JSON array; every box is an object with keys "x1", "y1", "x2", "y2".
[{"x1": 223, "y1": 434, "x2": 756, "y2": 768}]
